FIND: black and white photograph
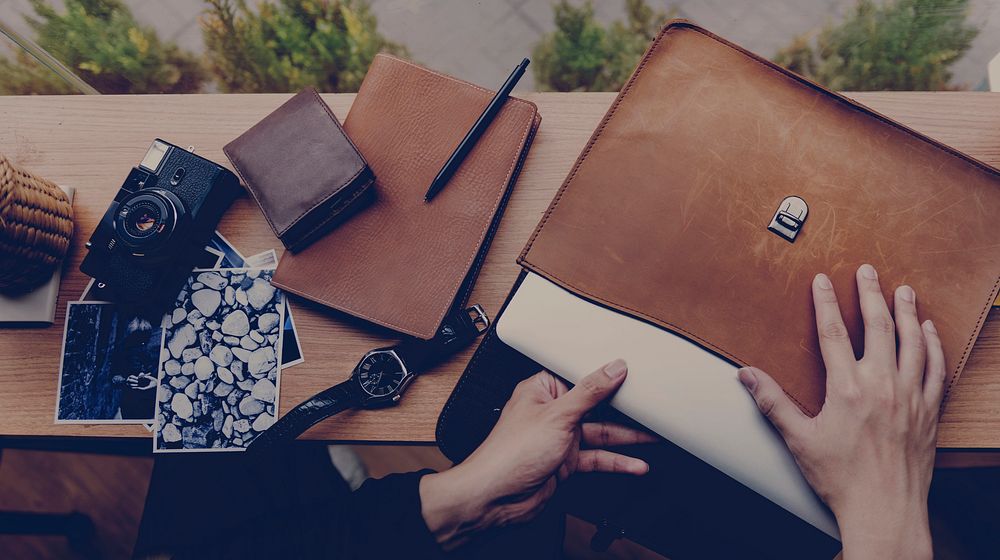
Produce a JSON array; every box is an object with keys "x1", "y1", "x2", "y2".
[
  {"x1": 153, "y1": 268, "x2": 285, "y2": 452},
  {"x1": 206, "y1": 230, "x2": 247, "y2": 269},
  {"x1": 55, "y1": 302, "x2": 163, "y2": 423},
  {"x1": 245, "y1": 249, "x2": 304, "y2": 368},
  {"x1": 199, "y1": 246, "x2": 226, "y2": 269}
]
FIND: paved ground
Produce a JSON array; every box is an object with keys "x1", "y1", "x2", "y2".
[{"x1": 1, "y1": 0, "x2": 999, "y2": 90}]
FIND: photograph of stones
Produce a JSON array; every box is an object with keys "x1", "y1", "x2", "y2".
[
  {"x1": 56, "y1": 302, "x2": 162, "y2": 423},
  {"x1": 154, "y1": 268, "x2": 284, "y2": 452}
]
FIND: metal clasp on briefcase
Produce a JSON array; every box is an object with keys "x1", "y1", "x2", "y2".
[{"x1": 768, "y1": 196, "x2": 809, "y2": 243}]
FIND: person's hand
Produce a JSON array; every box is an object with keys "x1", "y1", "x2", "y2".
[
  {"x1": 420, "y1": 360, "x2": 656, "y2": 550},
  {"x1": 738, "y1": 264, "x2": 944, "y2": 560},
  {"x1": 128, "y1": 373, "x2": 155, "y2": 390}
]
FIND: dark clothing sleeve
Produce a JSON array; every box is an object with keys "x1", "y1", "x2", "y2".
[
  {"x1": 140, "y1": 445, "x2": 562, "y2": 560},
  {"x1": 176, "y1": 469, "x2": 443, "y2": 560},
  {"x1": 137, "y1": 446, "x2": 443, "y2": 560}
]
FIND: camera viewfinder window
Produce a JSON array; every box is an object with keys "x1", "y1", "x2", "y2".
[{"x1": 140, "y1": 140, "x2": 169, "y2": 173}]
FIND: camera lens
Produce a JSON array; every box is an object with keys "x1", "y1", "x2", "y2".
[
  {"x1": 114, "y1": 190, "x2": 181, "y2": 254},
  {"x1": 125, "y1": 202, "x2": 161, "y2": 236}
]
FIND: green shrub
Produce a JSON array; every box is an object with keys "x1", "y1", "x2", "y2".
[
  {"x1": 773, "y1": 0, "x2": 978, "y2": 90},
  {"x1": 202, "y1": 0, "x2": 407, "y2": 93},
  {"x1": 532, "y1": 0, "x2": 672, "y2": 92},
  {"x1": 0, "y1": 0, "x2": 207, "y2": 95}
]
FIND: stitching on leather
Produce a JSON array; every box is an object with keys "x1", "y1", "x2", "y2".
[
  {"x1": 272, "y1": 278, "x2": 423, "y2": 337},
  {"x1": 310, "y1": 87, "x2": 368, "y2": 159},
  {"x1": 517, "y1": 25, "x2": 670, "y2": 264},
  {"x1": 454, "y1": 117, "x2": 540, "y2": 309},
  {"x1": 686, "y1": 25, "x2": 1000, "y2": 181},
  {"x1": 416, "y1": 109, "x2": 535, "y2": 335},
  {"x1": 274, "y1": 90, "x2": 537, "y2": 338},
  {"x1": 944, "y1": 275, "x2": 1000, "y2": 404},
  {"x1": 356, "y1": 55, "x2": 539, "y2": 335},
  {"x1": 519, "y1": 21, "x2": 1000, "y2": 414}
]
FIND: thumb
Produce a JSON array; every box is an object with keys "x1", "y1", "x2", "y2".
[
  {"x1": 555, "y1": 359, "x2": 628, "y2": 423},
  {"x1": 738, "y1": 367, "x2": 807, "y2": 440}
]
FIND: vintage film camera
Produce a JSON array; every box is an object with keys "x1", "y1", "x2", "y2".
[{"x1": 81, "y1": 139, "x2": 241, "y2": 314}]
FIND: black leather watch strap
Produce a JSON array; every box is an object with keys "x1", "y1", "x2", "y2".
[
  {"x1": 248, "y1": 379, "x2": 362, "y2": 452},
  {"x1": 394, "y1": 305, "x2": 490, "y2": 373}
]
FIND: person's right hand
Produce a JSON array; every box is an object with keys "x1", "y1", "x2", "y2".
[
  {"x1": 738, "y1": 264, "x2": 944, "y2": 560},
  {"x1": 420, "y1": 361, "x2": 654, "y2": 550}
]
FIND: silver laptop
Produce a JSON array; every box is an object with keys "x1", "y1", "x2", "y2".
[{"x1": 495, "y1": 272, "x2": 840, "y2": 540}]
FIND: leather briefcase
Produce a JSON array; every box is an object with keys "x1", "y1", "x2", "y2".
[
  {"x1": 516, "y1": 21, "x2": 1000, "y2": 416},
  {"x1": 439, "y1": 19, "x2": 1000, "y2": 559}
]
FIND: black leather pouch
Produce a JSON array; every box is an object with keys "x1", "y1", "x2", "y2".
[{"x1": 437, "y1": 271, "x2": 842, "y2": 560}]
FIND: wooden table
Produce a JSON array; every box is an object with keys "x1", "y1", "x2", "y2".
[{"x1": 2, "y1": 92, "x2": 999, "y2": 448}]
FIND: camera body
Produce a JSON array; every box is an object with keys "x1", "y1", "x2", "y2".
[{"x1": 81, "y1": 139, "x2": 241, "y2": 314}]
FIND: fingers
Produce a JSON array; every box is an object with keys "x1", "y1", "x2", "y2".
[
  {"x1": 812, "y1": 274, "x2": 856, "y2": 386},
  {"x1": 856, "y1": 264, "x2": 896, "y2": 367},
  {"x1": 513, "y1": 371, "x2": 568, "y2": 404},
  {"x1": 894, "y1": 285, "x2": 926, "y2": 387},
  {"x1": 576, "y1": 449, "x2": 649, "y2": 475},
  {"x1": 554, "y1": 359, "x2": 628, "y2": 423},
  {"x1": 738, "y1": 367, "x2": 808, "y2": 440},
  {"x1": 581, "y1": 422, "x2": 658, "y2": 448},
  {"x1": 921, "y1": 320, "x2": 947, "y2": 409}
]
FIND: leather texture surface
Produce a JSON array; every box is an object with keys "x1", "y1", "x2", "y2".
[
  {"x1": 248, "y1": 379, "x2": 362, "y2": 451},
  {"x1": 224, "y1": 88, "x2": 374, "y2": 252},
  {"x1": 273, "y1": 55, "x2": 540, "y2": 339},
  {"x1": 519, "y1": 21, "x2": 1000, "y2": 415}
]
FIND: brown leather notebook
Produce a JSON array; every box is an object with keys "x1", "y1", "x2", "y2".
[
  {"x1": 520, "y1": 21, "x2": 1000, "y2": 415},
  {"x1": 274, "y1": 54, "x2": 540, "y2": 339}
]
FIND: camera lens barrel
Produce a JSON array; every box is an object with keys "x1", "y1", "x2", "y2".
[{"x1": 114, "y1": 189, "x2": 183, "y2": 254}]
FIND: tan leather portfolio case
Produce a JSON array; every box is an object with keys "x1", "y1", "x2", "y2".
[
  {"x1": 519, "y1": 21, "x2": 1000, "y2": 415},
  {"x1": 274, "y1": 54, "x2": 540, "y2": 339}
]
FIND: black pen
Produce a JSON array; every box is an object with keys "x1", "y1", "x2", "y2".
[{"x1": 424, "y1": 58, "x2": 530, "y2": 202}]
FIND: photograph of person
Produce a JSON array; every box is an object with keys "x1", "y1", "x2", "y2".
[{"x1": 55, "y1": 303, "x2": 162, "y2": 423}]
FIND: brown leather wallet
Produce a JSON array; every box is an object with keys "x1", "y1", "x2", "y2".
[
  {"x1": 224, "y1": 88, "x2": 375, "y2": 252},
  {"x1": 520, "y1": 21, "x2": 1000, "y2": 416}
]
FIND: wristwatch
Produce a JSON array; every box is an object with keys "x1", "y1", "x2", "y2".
[{"x1": 249, "y1": 305, "x2": 490, "y2": 451}]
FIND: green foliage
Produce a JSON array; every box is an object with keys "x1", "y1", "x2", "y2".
[
  {"x1": 773, "y1": 0, "x2": 978, "y2": 91},
  {"x1": 0, "y1": 0, "x2": 207, "y2": 95},
  {"x1": 202, "y1": 0, "x2": 407, "y2": 93},
  {"x1": 532, "y1": 0, "x2": 672, "y2": 92}
]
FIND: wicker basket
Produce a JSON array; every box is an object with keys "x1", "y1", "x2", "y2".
[{"x1": 0, "y1": 153, "x2": 74, "y2": 293}]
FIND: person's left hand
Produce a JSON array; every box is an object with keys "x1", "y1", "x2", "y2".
[{"x1": 420, "y1": 360, "x2": 656, "y2": 550}]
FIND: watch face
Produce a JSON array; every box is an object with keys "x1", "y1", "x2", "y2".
[{"x1": 357, "y1": 351, "x2": 407, "y2": 397}]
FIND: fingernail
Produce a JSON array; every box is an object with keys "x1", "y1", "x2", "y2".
[
  {"x1": 860, "y1": 264, "x2": 877, "y2": 280},
  {"x1": 924, "y1": 320, "x2": 937, "y2": 334},
  {"x1": 737, "y1": 368, "x2": 758, "y2": 392},
  {"x1": 603, "y1": 359, "x2": 627, "y2": 380},
  {"x1": 898, "y1": 285, "x2": 914, "y2": 303},
  {"x1": 815, "y1": 274, "x2": 833, "y2": 290}
]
